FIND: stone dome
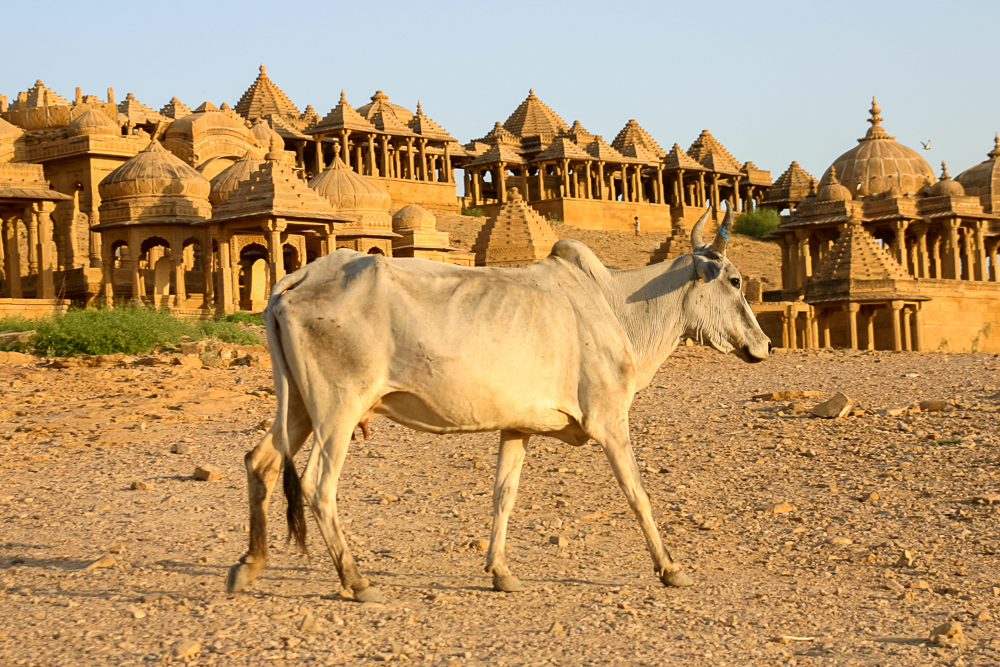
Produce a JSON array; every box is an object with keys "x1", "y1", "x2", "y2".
[
  {"x1": 929, "y1": 162, "x2": 965, "y2": 197},
  {"x1": 356, "y1": 90, "x2": 414, "y2": 123},
  {"x1": 956, "y1": 134, "x2": 1000, "y2": 207},
  {"x1": 309, "y1": 156, "x2": 391, "y2": 213},
  {"x1": 209, "y1": 151, "x2": 263, "y2": 207},
  {"x1": 250, "y1": 118, "x2": 280, "y2": 148},
  {"x1": 819, "y1": 98, "x2": 935, "y2": 198},
  {"x1": 99, "y1": 139, "x2": 211, "y2": 202},
  {"x1": 817, "y1": 166, "x2": 852, "y2": 202},
  {"x1": 68, "y1": 109, "x2": 120, "y2": 137},
  {"x1": 392, "y1": 204, "x2": 436, "y2": 231}
]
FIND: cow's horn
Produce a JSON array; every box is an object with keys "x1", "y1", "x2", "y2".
[
  {"x1": 690, "y1": 204, "x2": 711, "y2": 251},
  {"x1": 712, "y1": 201, "x2": 734, "y2": 255}
]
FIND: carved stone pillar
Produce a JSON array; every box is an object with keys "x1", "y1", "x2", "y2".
[
  {"x1": 944, "y1": 219, "x2": 961, "y2": 279},
  {"x1": 890, "y1": 220, "x2": 909, "y2": 270},
  {"x1": 498, "y1": 163, "x2": 507, "y2": 204},
  {"x1": 656, "y1": 166, "x2": 665, "y2": 205},
  {"x1": 914, "y1": 223, "x2": 929, "y2": 279},
  {"x1": 890, "y1": 300, "x2": 904, "y2": 351},
  {"x1": 418, "y1": 139, "x2": 428, "y2": 182},
  {"x1": 444, "y1": 142, "x2": 453, "y2": 183},
  {"x1": 315, "y1": 134, "x2": 325, "y2": 173},
  {"x1": 267, "y1": 222, "x2": 286, "y2": 287},
  {"x1": 973, "y1": 220, "x2": 988, "y2": 281},
  {"x1": 26, "y1": 208, "x2": 38, "y2": 275},
  {"x1": 102, "y1": 256, "x2": 114, "y2": 308},
  {"x1": 597, "y1": 162, "x2": 605, "y2": 200},
  {"x1": 172, "y1": 248, "x2": 187, "y2": 308},
  {"x1": 405, "y1": 138, "x2": 415, "y2": 180},
  {"x1": 34, "y1": 202, "x2": 56, "y2": 299}
]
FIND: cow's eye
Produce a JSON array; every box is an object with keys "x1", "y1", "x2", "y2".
[{"x1": 730, "y1": 277, "x2": 741, "y2": 289}]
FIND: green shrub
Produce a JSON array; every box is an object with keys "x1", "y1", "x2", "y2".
[
  {"x1": 545, "y1": 213, "x2": 562, "y2": 222},
  {"x1": 734, "y1": 208, "x2": 781, "y2": 239},
  {"x1": 30, "y1": 307, "x2": 191, "y2": 357},
  {"x1": 224, "y1": 311, "x2": 265, "y2": 326},
  {"x1": 193, "y1": 320, "x2": 261, "y2": 346},
  {"x1": 461, "y1": 207, "x2": 486, "y2": 217},
  {"x1": 19, "y1": 306, "x2": 262, "y2": 357}
]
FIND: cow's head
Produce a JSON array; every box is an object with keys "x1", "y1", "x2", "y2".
[{"x1": 684, "y1": 202, "x2": 772, "y2": 363}]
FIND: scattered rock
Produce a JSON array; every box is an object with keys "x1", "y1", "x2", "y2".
[
  {"x1": 0, "y1": 330, "x2": 34, "y2": 347},
  {"x1": 884, "y1": 579, "x2": 905, "y2": 592},
  {"x1": 877, "y1": 407, "x2": 907, "y2": 417},
  {"x1": 180, "y1": 341, "x2": 207, "y2": 356},
  {"x1": 131, "y1": 609, "x2": 146, "y2": 619},
  {"x1": 299, "y1": 613, "x2": 316, "y2": 632},
  {"x1": 826, "y1": 537, "x2": 852, "y2": 547},
  {"x1": 909, "y1": 580, "x2": 930, "y2": 589},
  {"x1": 108, "y1": 544, "x2": 124, "y2": 554},
  {"x1": 193, "y1": 465, "x2": 222, "y2": 482},
  {"x1": 754, "y1": 390, "x2": 822, "y2": 401},
  {"x1": 170, "y1": 443, "x2": 191, "y2": 455},
  {"x1": 171, "y1": 638, "x2": 201, "y2": 658},
  {"x1": 811, "y1": 392, "x2": 852, "y2": 419},
  {"x1": 549, "y1": 535, "x2": 568, "y2": 548},
  {"x1": 972, "y1": 495, "x2": 1000, "y2": 505},
  {"x1": 548, "y1": 621, "x2": 564, "y2": 635},
  {"x1": 767, "y1": 502, "x2": 795, "y2": 514},
  {"x1": 85, "y1": 555, "x2": 116, "y2": 570},
  {"x1": 895, "y1": 550, "x2": 916, "y2": 567},
  {"x1": 861, "y1": 491, "x2": 880, "y2": 502},
  {"x1": 470, "y1": 539, "x2": 489, "y2": 552},
  {"x1": 919, "y1": 400, "x2": 949, "y2": 412},
  {"x1": 977, "y1": 610, "x2": 992, "y2": 622},
  {"x1": 929, "y1": 620, "x2": 965, "y2": 647},
  {"x1": 130, "y1": 480, "x2": 153, "y2": 491}
]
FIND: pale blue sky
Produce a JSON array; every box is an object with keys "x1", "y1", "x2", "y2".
[{"x1": 4, "y1": 0, "x2": 999, "y2": 184}]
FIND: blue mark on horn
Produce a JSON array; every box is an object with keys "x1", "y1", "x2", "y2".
[{"x1": 720, "y1": 225, "x2": 730, "y2": 242}]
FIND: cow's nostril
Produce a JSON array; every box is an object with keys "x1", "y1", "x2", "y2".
[{"x1": 767, "y1": 341, "x2": 774, "y2": 353}]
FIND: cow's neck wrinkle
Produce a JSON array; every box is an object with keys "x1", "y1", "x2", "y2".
[{"x1": 601, "y1": 256, "x2": 694, "y2": 388}]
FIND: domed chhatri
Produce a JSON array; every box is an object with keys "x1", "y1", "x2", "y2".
[
  {"x1": 250, "y1": 117, "x2": 280, "y2": 149},
  {"x1": 67, "y1": 109, "x2": 120, "y2": 137},
  {"x1": 209, "y1": 151, "x2": 263, "y2": 207},
  {"x1": 955, "y1": 133, "x2": 1000, "y2": 212},
  {"x1": 820, "y1": 98, "x2": 936, "y2": 198},
  {"x1": 817, "y1": 166, "x2": 852, "y2": 202},
  {"x1": 929, "y1": 161, "x2": 965, "y2": 197},
  {"x1": 309, "y1": 155, "x2": 392, "y2": 214},
  {"x1": 99, "y1": 139, "x2": 210, "y2": 204},
  {"x1": 391, "y1": 203, "x2": 436, "y2": 232}
]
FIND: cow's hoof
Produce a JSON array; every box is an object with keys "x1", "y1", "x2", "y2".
[
  {"x1": 661, "y1": 569, "x2": 694, "y2": 588},
  {"x1": 493, "y1": 574, "x2": 526, "y2": 593},
  {"x1": 226, "y1": 563, "x2": 257, "y2": 594},
  {"x1": 354, "y1": 586, "x2": 385, "y2": 604}
]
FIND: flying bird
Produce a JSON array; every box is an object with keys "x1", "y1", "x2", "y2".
[{"x1": 921, "y1": 140, "x2": 932, "y2": 150}]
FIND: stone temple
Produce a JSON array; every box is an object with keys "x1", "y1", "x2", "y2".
[{"x1": 752, "y1": 99, "x2": 1000, "y2": 353}]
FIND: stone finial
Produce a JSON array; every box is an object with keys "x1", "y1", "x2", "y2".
[
  {"x1": 220, "y1": 102, "x2": 231, "y2": 111},
  {"x1": 940, "y1": 161, "x2": 951, "y2": 180},
  {"x1": 829, "y1": 166, "x2": 841, "y2": 184},
  {"x1": 260, "y1": 64, "x2": 266, "y2": 74},
  {"x1": 989, "y1": 132, "x2": 1000, "y2": 160},
  {"x1": 528, "y1": 88, "x2": 536, "y2": 98},
  {"x1": 75, "y1": 87, "x2": 82, "y2": 104},
  {"x1": 510, "y1": 187, "x2": 523, "y2": 201},
  {"x1": 372, "y1": 90, "x2": 388, "y2": 102},
  {"x1": 35, "y1": 79, "x2": 44, "y2": 87},
  {"x1": 107, "y1": 87, "x2": 115, "y2": 105},
  {"x1": 416, "y1": 101, "x2": 423, "y2": 115},
  {"x1": 862, "y1": 96, "x2": 892, "y2": 141},
  {"x1": 340, "y1": 90, "x2": 348, "y2": 104}
]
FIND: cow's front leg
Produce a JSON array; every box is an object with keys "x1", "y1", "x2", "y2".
[
  {"x1": 227, "y1": 408, "x2": 313, "y2": 593},
  {"x1": 598, "y1": 428, "x2": 693, "y2": 588},
  {"x1": 486, "y1": 430, "x2": 529, "y2": 592}
]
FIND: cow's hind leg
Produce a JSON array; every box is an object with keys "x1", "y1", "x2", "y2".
[
  {"x1": 596, "y1": 426, "x2": 693, "y2": 588},
  {"x1": 226, "y1": 408, "x2": 314, "y2": 593},
  {"x1": 300, "y1": 419, "x2": 384, "y2": 603},
  {"x1": 486, "y1": 430, "x2": 529, "y2": 593}
]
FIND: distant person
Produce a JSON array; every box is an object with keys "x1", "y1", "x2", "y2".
[{"x1": 633, "y1": 216, "x2": 640, "y2": 237}]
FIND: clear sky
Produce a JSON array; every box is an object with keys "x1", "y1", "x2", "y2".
[{"x1": 4, "y1": 0, "x2": 999, "y2": 184}]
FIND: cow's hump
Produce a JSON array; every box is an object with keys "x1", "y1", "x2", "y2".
[{"x1": 549, "y1": 239, "x2": 608, "y2": 281}]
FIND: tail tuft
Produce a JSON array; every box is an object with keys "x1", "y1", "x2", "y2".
[{"x1": 282, "y1": 455, "x2": 308, "y2": 554}]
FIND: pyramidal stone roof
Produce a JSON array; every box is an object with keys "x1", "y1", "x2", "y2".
[
  {"x1": 309, "y1": 91, "x2": 378, "y2": 135},
  {"x1": 584, "y1": 135, "x2": 628, "y2": 162},
  {"x1": 472, "y1": 188, "x2": 558, "y2": 267},
  {"x1": 663, "y1": 143, "x2": 705, "y2": 171},
  {"x1": 211, "y1": 159, "x2": 343, "y2": 223},
  {"x1": 464, "y1": 144, "x2": 527, "y2": 168},
  {"x1": 407, "y1": 102, "x2": 454, "y2": 141},
  {"x1": 763, "y1": 161, "x2": 816, "y2": 204},
  {"x1": 612, "y1": 119, "x2": 665, "y2": 162},
  {"x1": 687, "y1": 130, "x2": 742, "y2": 174},
  {"x1": 502, "y1": 89, "x2": 569, "y2": 138},
  {"x1": 534, "y1": 136, "x2": 593, "y2": 162},
  {"x1": 160, "y1": 97, "x2": 193, "y2": 119},
  {"x1": 117, "y1": 93, "x2": 164, "y2": 123},
  {"x1": 812, "y1": 223, "x2": 911, "y2": 283},
  {"x1": 9, "y1": 80, "x2": 70, "y2": 110},
  {"x1": 234, "y1": 65, "x2": 300, "y2": 120}
]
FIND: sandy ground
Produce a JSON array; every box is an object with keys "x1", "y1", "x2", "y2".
[
  {"x1": 2, "y1": 346, "x2": 1000, "y2": 666},
  {"x1": 431, "y1": 212, "x2": 783, "y2": 284}
]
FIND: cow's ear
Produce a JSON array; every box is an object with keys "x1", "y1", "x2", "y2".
[{"x1": 693, "y1": 255, "x2": 722, "y2": 283}]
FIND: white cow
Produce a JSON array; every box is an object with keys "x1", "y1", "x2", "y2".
[{"x1": 227, "y1": 203, "x2": 771, "y2": 602}]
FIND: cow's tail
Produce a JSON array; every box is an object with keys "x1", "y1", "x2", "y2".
[{"x1": 264, "y1": 285, "x2": 309, "y2": 555}]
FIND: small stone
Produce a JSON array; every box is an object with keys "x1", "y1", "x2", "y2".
[
  {"x1": 171, "y1": 638, "x2": 201, "y2": 658},
  {"x1": 919, "y1": 400, "x2": 949, "y2": 412},
  {"x1": 909, "y1": 580, "x2": 930, "y2": 589},
  {"x1": 85, "y1": 555, "x2": 116, "y2": 570},
  {"x1": 360, "y1": 601, "x2": 385, "y2": 610},
  {"x1": 549, "y1": 535, "x2": 568, "y2": 547},
  {"x1": 753, "y1": 390, "x2": 822, "y2": 401},
  {"x1": 896, "y1": 550, "x2": 916, "y2": 567},
  {"x1": 548, "y1": 621, "x2": 564, "y2": 634},
  {"x1": 827, "y1": 537, "x2": 852, "y2": 547},
  {"x1": 132, "y1": 609, "x2": 146, "y2": 619},
  {"x1": 898, "y1": 591, "x2": 916, "y2": 601},
  {"x1": 193, "y1": 465, "x2": 222, "y2": 482},
  {"x1": 575, "y1": 510, "x2": 605, "y2": 520},
  {"x1": 811, "y1": 392, "x2": 852, "y2": 419},
  {"x1": 555, "y1": 499, "x2": 567, "y2": 508},
  {"x1": 929, "y1": 620, "x2": 965, "y2": 647},
  {"x1": 767, "y1": 502, "x2": 795, "y2": 514},
  {"x1": 299, "y1": 613, "x2": 316, "y2": 632},
  {"x1": 977, "y1": 610, "x2": 992, "y2": 622},
  {"x1": 170, "y1": 443, "x2": 191, "y2": 455},
  {"x1": 972, "y1": 495, "x2": 1000, "y2": 505},
  {"x1": 108, "y1": 544, "x2": 124, "y2": 554},
  {"x1": 884, "y1": 579, "x2": 905, "y2": 592},
  {"x1": 862, "y1": 491, "x2": 880, "y2": 502},
  {"x1": 470, "y1": 539, "x2": 489, "y2": 552},
  {"x1": 130, "y1": 480, "x2": 152, "y2": 490},
  {"x1": 877, "y1": 407, "x2": 907, "y2": 417}
]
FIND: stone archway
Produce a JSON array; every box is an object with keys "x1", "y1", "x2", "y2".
[{"x1": 238, "y1": 243, "x2": 268, "y2": 309}]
